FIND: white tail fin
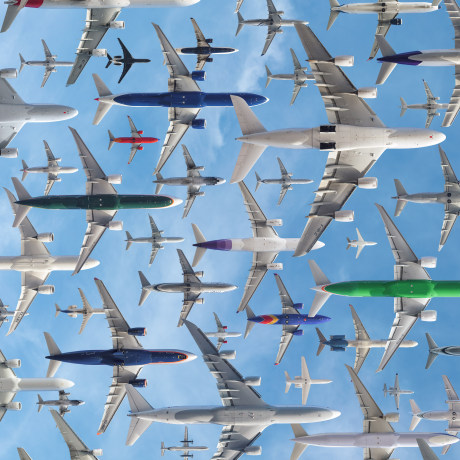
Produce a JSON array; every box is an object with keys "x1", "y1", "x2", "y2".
[
  {"x1": 125, "y1": 231, "x2": 133, "y2": 250},
  {"x1": 37, "y1": 394, "x2": 44, "y2": 412},
  {"x1": 92, "y1": 74, "x2": 113, "y2": 125},
  {"x1": 327, "y1": 0, "x2": 341, "y2": 30},
  {"x1": 308, "y1": 260, "x2": 332, "y2": 317},
  {"x1": 231, "y1": 95, "x2": 266, "y2": 136},
  {"x1": 125, "y1": 384, "x2": 154, "y2": 446},
  {"x1": 154, "y1": 173, "x2": 164, "y2": 195},
  {"x1": 1, "y1": 0, "x2": 28, "y2": 33},
  {"x1": 11, "y1": 177, "x2": 32, "y2": 228},
  {"x1": 284, "y1": 371, "x2": 292, "y2": 393},
  {"x1": 108, "y1": 130, "x2": 115, "y2": 151},
  {"x1": 400, "y1": 97, "x2": 408, "y2": 117},
  {"x1": 244, "y1": 305, "x2": 256, "y2": 339},
  {"x1": 161, "y1": 441, "x2": 166, "y2": 456},
  {"x1": 54, "y1": 304, "x2": 61, "y2": 318},
  {"x1": 376, "y1": 35, "x2": 397, "y2": 84},
  {"x1": 265, "y1": 65, "x2": 272, "y2": 88},
  {"x1": 409, "y1": 399, "x2": 422, "y2": 431},
  {"x1": 290, "y1": 424, "x2": 309, "y2": 460},
  {"x1": 255, "y1": 172, "x2": 262, "y2": 192},
  {"x1": 315, "y1": 328, "x2": 327, "y2": 356},
  {"x1": 19, "y1": 53, "x2": 26, "y2": 73},
  {"x1": 393, "y1": 179, "x2": 408, "y2": 217},
  {"x1": 138, "y1": 271, "x2": 153, "y2": 306},
  {"x1": 236, "y1": 12, "x2": 245, "y2": 36},
  {"x1": 191, "y1": 223, "x2": 207, "y2": 266},
  {"x1": 20, "y1": 160, "x2": 28, "y2": 182},
  {"x1": 425, "y1": 333, "x2": 438, "y2": 369},
  {"x1": 44, "y1": 332, "x2": 62, "y2": 378}
]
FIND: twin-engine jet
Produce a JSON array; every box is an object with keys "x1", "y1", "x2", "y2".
[
  {"x1": 204, "y1": 312, "x2": 241, "y2": 351},
  {"x1": 0, "y1": 299, "x2": 16, "y2": 328},
  {"x1": 426, "y1": 333, "x2": 460, "y2": 369},
  {"x1": 383, "y1": 373, "x2": 414, "y2": 410},
  {"x1": 161, "y1": 427, "x2": 208, "y2": 459},
  {"x1": 345, "y1": 227, "x2": 377, "y2": 258},
  {"x1": 37, "y1": 390, "x2": 84, "y2": 416}
]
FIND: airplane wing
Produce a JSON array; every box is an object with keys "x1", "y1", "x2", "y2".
[
  {"x1": 41, "y1": 69, "x2": 52, "y2": 88},
  {"x1": 44, "y1": 173, "x2": 58, "y2": 196},
  {"x1": 128, "y1": 144, "x2": 141, "y2": 165},
  {"x1": 350, "y1": 304, "x2": 371, "y2": 373},
  {"x1": 442, "y1": 375, "x2": 460, "y2": 436},
  {"x1": 0, "y1": 78, "x2": 25, "y2": 150},
  {"x1": 278, "y1": 186, "x2": 288, "y2": 205},
  {"x1": 41, "y1": 39, "x2": 52, "y2": 59},
  {"x1": 266, "y1": 0, "x2": 278, "y2": 14},
  {"x1": 277, "y1": 157, "x2": 288, "y2": 176},
  {"x1": 440, "y1": 145, "x2": 460, "y2": 192},
  {"x1": 118, "y1": 62, "x2": 133, "y2": 85},
  {"x1": 178, "y1": 293, "x2": 200, "y2": 327},
  {"x1": 183, "y1": 144, "x2": 198, "y2": 172},
  {"x1": 117, "y1": 38, "x2": 134, "y2": 83},
  {"x1": 58, "y1": 390, "x2": 69, "y2": 403},
  {"x1": 149, "y1": 244, "x2": 161, "y2": 266},
  {"x1": 128, "y1": 116, "x2": 140, "y2": 138},
  {"x1": 177, "y1": 249, "x2": 201, "y2": 326},
  {"x1": 66, "y1": 8, "x2": 121, "y2": 86},
  {"x1": 424, "y1": 80, "x2": 436, "y2": 102},
  {"x1": 290, "y1": 84, "x2": 302, "y2": 105},
  {"x1": 417, "y1": 438, "x2": 440, "y2": 460},
  {"x1": 149, "y1": 214, "x2": 160, "y2": 237},
  {"x1": 261, "y1": 27, "x2": 277, "y2": 56},
  {"x1": 0, "y1": 350, "x2": 16, "y2": 422},
  {"x1": 191, "y1": 17, "x2": 210, "y2": 70},
  {"x1": 184, "y1": 320, "x2": 268, "y2": 460},
  {"x1": 368, "y1": 12, "x2": 397, "y2": 60},
  {"x1": 44, "y1": 140, "x2": 59, "y2": 167},
  {"x1": 183, "y1": 188, "x2": 198, "y2": 218},
  {"x1": 17, "y1": 448, "x2": 32, "y2": 460},
  {"x1": 425, "y1": 112, "x2": 435, "y2": 128},
  {"x1": 293, "y1": 24, "x2": 385, "y2": 256}
]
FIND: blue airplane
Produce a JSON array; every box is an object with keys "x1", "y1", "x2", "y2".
[
  {"x1": 244, "y1": 274, "x2": 331, "y2": 365},
  {"x1": 44, "y1": 278, "x2": 196, "y2": 436}
]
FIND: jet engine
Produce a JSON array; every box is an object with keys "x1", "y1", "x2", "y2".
[
  {"x1": 357, "y1": 177, "x2": 378, "y2": 189},
  {"x1": 383, "y1": 412, "x2": 400, "y2": 423},
  {"x1": 292, "y1": 330, "x2": 304, "y2": 336},
  {"x1": 193, "y1": 166, "x2": 205, "y2": 171},
  {"x1": 206, "y1": 38, "x2": 213, "y2": 43},
  {"x1": 36, "y1": 233, "x2": 54, "y2": 242},
  {"x1": 35, "y1": 285, "x2": 55, "y2": 295},
  {"x1": 138, "y1": 146, "x2": 144, "y2": 150},
  {"x1": 293, "y1": 303, "x2": 303, "y2": 309},
  {"x1": 2, "y1": 402, "x2": 21, "y2": 411},
  {"x1": 390, "y1": 18, "x2": 402, "y2": 25},
  {"x1": 244, "y1": 446, "x2": 262, "y2": 455},
  {"x1": 91, "y1": 450, "x2": 103, "y2": 456},
  {"x1": 419, "y1": 257, "x2": 437, "y2": 268},
  {"x1": 107, "y1": 174, "x2": 122, "y2": 184},
  {"x1": 195, "y1": 298, "x2": 205, "y2": 304},
  {"x1": 276, "y1": 10, "x2": 284, "y2": 14},
  {"x1": 331, "y1": 346, "x2": 346, "y2": 351},
  {"x1": 419, "y1": 310, "x2": 437, "y2": 322},
  {"x1": 275, "y1": 29, "x2": 284, "y2": 33},
  {"x1": 129, "y1": 379, "x2": 147, "y2": 387},
  {"x1": 206, "y1": 57, "x2": 214, "y2": 63},
  {"x1": 92, "y1": 49, "x2": 107, "y2": 57},
  {"x1": 334, "y1": 210, "x2": 354, "y2": 222},
  {"x1": 219, "y1": 350, "x2": 236, "y2": 360},
  {"x1": 128, "y1": 327, "x2": 146, "y2": 336},
  {"x1": 107, "y1": 221, "x2": 123, "y2": 231},
  {"x1": 109, "y1": 21, "x2": 125, "y2": 29},
  {"x1": 266, "y1": 263, "x2": 283, "y2": 270},
  {"x1": 191, "y1": 71, "x2": 206, "y2": 81},
  {"x1": 5, "y1": 359, "x2": 21, "y2": 368},
  {"x1": 191, "y1": 119, "x2": 206, "y2": 129},
  {"x1": 357, "y1": 87, "x2": 377, "y2": 99},
  {"x1": 0, "y1": 148, "x2": 18, "y2": 158},
  {"x1": 266, "y1": 219, "x2": 283, "y2": 226},
  {"x1": 243, "y1": 376, "x2": 261, "y2": 386},
  {"x1": 0, "y1": 68, "x2": 17, "y2": 78},
  {"x1": 195, "y1": 191, "x2": 205, "y2": 197},
  {"x1": 332, "y1": 55, "x2": 354, "y2": 67},
  {"x1": 195, "y1": 271, "x2": 204, "y2": 277},
  {"x1": 68, "y1": 312, "x2": 78, "y2": 318},
  {"x1": 55, "y1": 177, "x2": 62, "y2": 182}
]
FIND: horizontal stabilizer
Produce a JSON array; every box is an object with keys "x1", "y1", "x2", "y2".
[
  {"x1": 376, "y1": 62, "x2": 396, "y2": 85},
  {"x1": 231, "y1": 143, "x2": 266, "y2": 184},
  {"x1": 154, "y1": 173, "x2": 164, "y2": 195},
  {"x1": 20, "y1": 160, "x2": 28, "y2": 182},
  {"x1": 315, "y1": 328, "x2": 326, "y2": 355},
  {"x1": 44, "y1": 332, "x2": 62, "y2": 378},
  {"x1": 400, "y1": 97, "x2": 407, "y2": 117},
  {"x1": 138, "y1": 271, "x2": 152, "y2": 306},
  {"x1": 290, "y1": 424, "x2": 309, "y2": 460},
  {"x1": 265, "y1": 65, "x2": 272, "y2": 88},
  {"x1": 125, "y1": 231, "x2": 133, "y2": 250},
  {"x1": 231, "y1": 95, "x2": 266, "y2": 137},
  {"x1": 425, "y1": 333, "x2": 438, "y2": 370},
  {"x1": 236, "y1": 12, "x2": 245, "y2": 36},
  {"x1": 327, "y1": 8, "x2": 340, "y2": 31},
  {"x1": 125, "y1": 384, "x2": 154, "y2": 446},
  {"x1": 409, "y1": 399, "x2": 422, "y2": 431},
  {"x1": 308, "y1": 260, "x2": 330, "y2": 286},
  {"x1": 108, "y1": 130, "x2": 115, "y2": 151},
  {"x1": 376, "y1": 34, "x2": 396, "y2": 57},
  {"x1": 191, "y1": 223, "x2": 206, "y2": 266},
  {"x1": 244, "y1": 305, "x2": 256, "y2": 339},
  {"x1": 1, "y1": 0, "x2": 27, "y2": 33},
  {"x1": 309, "y1": 291, "x2": 331, "y2": 318}
]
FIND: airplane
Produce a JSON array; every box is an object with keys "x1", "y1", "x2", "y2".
[
  {"x1": 138, "y1": 249, "x2": 237, "y2": 326},
  {"x1": 244, "y1": 273, "x2": 331, "y2": 365},
  {"x1": 0, "y1": 349, "x2": 74, "y2": 423},
  {"x1": 290, "y1": 365, "x2": 459, "y2": 460},
  {"x1": 376, "y1": 0, "x2": 460, "y2": 126},
  {"x1": 393, "y1": 146, "x2": 460, "y2": 251},
  {"x1": 125, "y1": 214, "x2": 184, "y2": 266},
  {"x1": 106, "y1": 38, "x2": 150, "y2": 84},
  {"x1": 308, "y1": 204, "x2": 446, "y2": 372},
  {"x1": 0, "y1": 70, "x2": 77, "y2": 158},
  {"x1": 44, "y1": 277, "x2": 196, "y2": 435},
  {"x1": 400, "y1": 80, "x2": 448, "y2": 128},
  {"x1": 54, "y1": 287, "x2": 105, "y2": 334},
  {"x1": 383, "y1": 373, "x2": 413, "y2": 410},
  {"x1": 191, "y1": 181, "x2": 324, "y2": 313},
  {"x1": 418, "y1": 438, "x2": 441, "y2": 460},
  {"x1": 18, "y1": 39, "x2": 73, "y2": 88},
  {"x1": 265, "y1": 49, "x2": 314, "y2": 104},
  {"x1": 284, "y1": 356, "x2": 332, "y2": 405},
  {"x1": 20, "y1": 140, "x2": 78, "y2": 196},
  {"x1": 2, "y1": 187, "x2": 99, "y2": 335},
  {"x1": 37, "y1": 390, "x2": 84, "y2": 416},
  {"x1": 203, "y1": 312, "x2": 241, "y2": 351},
  {"x1": 108, "y1": 116, "x2": 159, "y2": 165},
  {"x1": 93, "y1": 23, "x2": 267, "y2": 175},
  {"x1": 154, "y1": 144, "x2": 226, "y2": 218},
  {"x1": 235, "y1": 0, "x2": 308, "y2": 56},
  {"x1": 316, "y1": 304, "x2": 418, "y2": 373},
  {"x1": 0, "y1": 299, "x2": 21, "y2": 329},
  {"x1": 161, "y1": 427, "x2": 208, "y2": 458},
  {"x1": 254, "y1": 157, "x2": 313, "y2": 205},
  {"x1": 124, "y1": 320, "x2": 341, "y2": 452},
  {"x1": 176, "y1": 17, "x2": 238, "y2": 71},
  {"x1": 425, "y1": 332, "x2": 460, "y2": 369},
  {"x1": 345, "y1": 227, "x2": 377, "y2": 259},
  {"x1": 11, "y1": 127, "x2": 182, "y2": 276},
  {"x1": 50, "y1": 409, "x2": 102, "y2": 460},
  {"x1": 327, "y1": 0, "x2": 441, "y2": 60}
]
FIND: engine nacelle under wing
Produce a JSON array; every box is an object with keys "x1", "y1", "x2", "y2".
[
  {"x1": 2, "y1": 402, "x2": 21, "y2": 411},
  {"x1": 266, "y1": 263, "x2": 283, "y2": 270},
  {"x1": 35, "y1": 285, "x2": 55, "y2": 295},
  {"x1": 0, "y1": 68, "x2": 17, "y2": 79},
  {"x1": 332, "y1": 55, "x2": 354, "y2": 67},
  {"x1": 129, "y1": 379, "x2": 147, "y2": 388},
  {"x1": 191, "y1": 70, "x2": 206, "y2": 81},
  {"x1": 383, "y1": 412, "x2": 400, "y2": 423},
  {"x1": 92, "y1": 49, "x2": 107, "y2": 57},
  {"x1": 109, "y1": 21, "x2": 125, "y2": 29},
  {"x1": 194, "y1": 271, "x2": 204, "y2": 278},
  {"x1": 191, "y1": 119, "x2": 206, "y2": 129},
  {"x1": 36, "y1": 232, "x2": 54, "y2": 242},
  {"x1": 243, "y1": 376, "x2": 261, "y2": 386},
  {"x1": 334, "y1": 210, "x2": 354, "y2": 222},
  {"x1": 357, "y1": 87, "x2": 377, "y2": 99},
  {"x1": 128, "y1": 327, "x2": 146, "y2": 336},
  {"x1": 266, "y1": 219, "x2": 283, "y2": 227},
  {"x1": 292, "y1": 303, "x2": 303, "y2": 309},
  {"x1": 91, "y1": 450, "x2": 103, "y2": 457},
  {"x1": 244, "y1": 446, "x2": 262, "y2": 455},
  {"x1": 5, "y1": 359, "x2": 20, "y2": 368},
  {"x1": 419, "y1": 310, "x2": 437, "y2": 322},
  {"x1": 107, "y1": 174, "x2": 122, "y2": 184},
  {"x1": 357, "y1": 177, "x2": 378, "y2": 189},
  {"x1": 219, "y1": 350, "x2": 236, "y2": 360},
  {"x1": 419, "y1": 257, "x2": 437, "y2": 268},
  {"x1": 292, "y1": 330, "x2": 304, "y2": 336},
  {"x1": 0, "y1": 148, "x2": 18, "y2": 158},
  {"x1": 107, "y1": 221, "x2": 123, "y2": 231}
]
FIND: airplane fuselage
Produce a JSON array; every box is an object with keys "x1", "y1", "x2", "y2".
[
  {"x1": 177, "y1": 46, "x2": 237, "y2": 55},
  {"x1": 431, "y1": 346, "x2": 460, "y2": 356},
  {"x1": 396, "y1": 191, "x2": 460, "y2": 205},
  {"x1": 406, "y1": 103, "x2": 448, "y2": 111},
  {"x1": 39, "y1": 399, "x2": 84, "y2": 407},
  {"x1": 153, "y1": 282, "x2": 237, "y2": 294},
  {"x1": 0, "y1": 255, "x2": 99, "y2": 272},
  {"x1": 0, "y1": 377, "x2": 73, "y2": 392},
  {"x1": 259, "y1": 178, "x2": 312, "y2": 185},
  {"x1": 24, "y1": 166, "x2": 78, "y2": 175},
  {"x1": 128, "y1": 236, "x2": 183, "y2": 244},
  {"x1": 164, "y1": 446, "x2": 208, "y2": 451},
  {"x1": 154, "y1": 176, "x2": 225, "y2": 187},
  {"x1": 113, "y1": 136, "x2": 158, "y2": 144},
  {"x1": 249, "y1": 313, "x2": 331, "y2": 326},
  {"x1": 387, "y1": 388, "x2": 413, "y2": 395},
  {"x1": 269, "y1": 73, "x2": 311, "y2": 84},
  {"x1": 348, "y1": 240, "x2": 377, "y2": 248},
  {"x1": 204, "y1": 331, "x2": 241, "y2": 338},
  {"x1": 334, "y1": 2, "x2": 439, "y2": 14},
  {"x1": 21, "y1": 0, "x2": 199, "y2": 9},
  {"x1": 325, "y1": 338, "x2": 417, "y2": 349},
  {"x1": 379, "y1": 49, "x2": 460, "y2": 67},
  {"x1": 288, "y1": 377, "x2": 332, "y2": 387},
  {"x1": 0, "y1": 103, "x2": 77, "y2": 124},
  {"x1": 23, "y1": 60, "x2": 73, "y2": 67},
  {"x1": 416, "y1": 410, "x2": 458, "y2": 422},
  {"x1": 242, "y1": 18, "x2": 308, "y2": 27}
]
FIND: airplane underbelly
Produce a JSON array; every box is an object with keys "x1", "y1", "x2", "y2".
[{"x1": 240, "y1": 238, "x2": 285, "y2": 252}]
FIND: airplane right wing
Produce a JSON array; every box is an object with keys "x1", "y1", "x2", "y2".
[
  {"x1": 0, "y1": 78, "x2": 25, "y2": 150},
  {"x1": 261, "y1": 27, "x2": 277, "y2": 56},
  {"x1": 424, "y1": 80, "x2": 436, "y2": 102},
  {"x1": 0, "y1": 350, "x2": 17, "y2": 422},
  {"x1": 425, "y1": 111, "x2": 435, "y2": 129},
  {"x1": 177, "y1": 249, "x2": 201, "y2": 326},
  {"x1": 190, "y1": 18, "x2": 210, "y2": 71},
  {"x1": 368, "y1": 12, "x2": 397, "y2": 60},
  {"x1": 278, "y1": 186, "x2": 288, "y2": 205},
  {"x1": 443, "y1": 375, "x2": 460, "y2": 434},
  {"x1": 349, "y1": 304, "x2": 371, "y2": 373},
  {"x1": 44, "y1": 173, "x2": 58, "y2": 196},
  {"x1": 41, "y1": 69, "x2": 52, "y2": 89}
]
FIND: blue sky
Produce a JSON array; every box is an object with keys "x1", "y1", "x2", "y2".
[{"x1": 0, "y1": 0, "x2": 459, "y2": 458}]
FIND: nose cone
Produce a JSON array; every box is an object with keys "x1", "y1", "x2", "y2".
[
  {"x1": 254, "y1": 95, "x2": 269, "y2": 106},
  {"x1": 217, "y1": 178, "x2": 226, "y2": 185},
  {"x1": 428, "y1": 130, "x2": 446, "y2": 145},
  {"x1": 186, "y1": 352, "x2": 197, "y2": 361},
  {"x1": 165, "y1": 196, "x2": 183, "y2": 207},
  {"x1": 81, "y1": 258, "x2": 100, "y2": 270},
  {"x1": 328, "y1": 409, "x2": 341, "y2": 420},
  {"x1": 54, "y1": 378, "x2": 75, "y2": 389},
  {"x1": 225, "y1": 284, "x2": 238, "y2": 291},
  {"x1": 61, "y1": 106, "x2": 78, "y2": 120}
]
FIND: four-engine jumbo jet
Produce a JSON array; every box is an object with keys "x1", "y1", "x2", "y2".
[
  {"x1": 138, "y1": 249, "x2": 237, "y2": 326},
  {"x1": 203, "y1": 312, "x2": 242, "y2": 351},
  {"x1": 176, "y1": 18, "x2": 238, "y2": 71},
  {"x1": 290, "y1": 365, "x2": 459, "y2": 460},
  {"x1": 44, "y1": 278, "x2": 196, "y2": 435},
  {"x1": 244, "y1": 273, "x2": 331, "y2": 365},
  {"x1": 154, "y1": 144, "x2": 226, "y2": 218},
  {"x1": 125, "y1": 320, "x2": 341, "y2": 454},
  {"x1": 37, "y1": 390, "x2": 84, "y2": 416},
  {"x1": 345, "y1": 227, "x2": 377, "y2": 259},
  {"x1": 18, "y1": 39, "x2": 73, "y2": 88},
  {"x1": 383, "y1": 373, "x2": 414, "y2": 410},
  {"x1": 236, "y1": 0, "x2": 308, "y2": 56},
  {"x1": 425, "y1": 332, "x2": 460, "y2": 369},
  {"x1": 161, "y1": 427, "x2": 208, "y2": 459},
  {"x1": 20, "y1": 140, "x2": 78, "y2": 196}
]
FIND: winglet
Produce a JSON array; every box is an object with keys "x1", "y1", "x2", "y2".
[{"x1": 44, "y1": 332, "x2": 62, "y2": 378}]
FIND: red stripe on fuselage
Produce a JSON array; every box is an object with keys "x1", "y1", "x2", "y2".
[
  {"x1": 115, "y1": 137, "x2": 159, "y2": 144},
  {"x1": 22, "y1": 0, "x2": 44, "y2": 8}
]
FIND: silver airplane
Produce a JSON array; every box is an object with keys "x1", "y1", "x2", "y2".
[
  {"x1": 426, "y1": 332, "x2": 460, "y2": 369},
  {"x1": 37, "y1": 390, "x2": 84, "y2": 416},
  {"x1": 383, "y1": 373, "x2": 413, "y2": 410},
  {"x1": 254, "y1": 157, "x2": 313, "y2": 205},
  {"x1": 125, "y1": 320, "x2": 341, "y2": 455},
  {"x1": 346, "y1": 227, "x2": 377, "y2": 258},
  {"x1": 54, "y1": 288, "x2": 105, "y2": 334},
  {"x1": 285, "y1": 356, "x2": 332, "y2": 405},
  {"x1": 154, "y1": 145, "x2": 226, "y2": 218},
  {"x1": 20, "y1": 140, "x2": 78, "y2": 196},
  {"x1": 18, "y1": 40, "x2": 73, "y2": 88},
  {"x1": 418, "y1": 438, "x2": 441, "y2": 460},
  {"x1": 400, "y1": 80, "x2": 448, "y2": 128},
  {"x1": 125, "y1": 215, "x2": 184, "y2": 266},
  {"x1": 265, "y1": 49, "x2": 314, "y2": 104},
  {"x1": 161, "y1": 427, "x2": 208, "y2": 458},
  {"x1": 235, "y1": 0, "x2": 308, "y2": 56},
  {"x1": 204, "y1": 312, "x2": 241, "y2": 351},
  {"x1": 138, "y1": 249, "x2": 237, "y2": 326},
  {"x1": 393, "y1": 146, "x2": 460, "y2": 251}
]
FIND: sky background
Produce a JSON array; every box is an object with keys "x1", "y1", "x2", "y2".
[{"x1": 0, "y1": 0, "x2": 459, "y2": 458}]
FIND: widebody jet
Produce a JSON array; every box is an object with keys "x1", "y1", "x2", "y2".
[
  {"x1": 203, "y1": 312, "x2": 241, "y2": 351},
  {"x1": 425, "y1": 333, "x2": 460, "y2": 369},
  {"x1": 346, "y1": 227, "x2": 377, "y2": 258},
  {"x1": 37, "y1": 390, "x2": 84, "y2": 416},
  {"x1": 161, "y1": 427, "x2": 208, "y2": 459},
  {"x1": 383, "y1": 373, "x2": 413, "y2": 410}
]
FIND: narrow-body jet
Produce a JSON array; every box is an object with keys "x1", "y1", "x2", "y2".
[
  {"x1": 346, "y1": 227, "x2": 377, "y2": 258},
  {"x1": 425, "y1": 332, "x2": 460, "y2": 369},
  {"x1": 37, "y1": 390, "x2": 84, "y2": 416},
  {"x1": 383, "y1": 373, "x2": 413, "y2": 410},
  {"x1": 161, "y1": 427, "x2": 208, "y2": 458},
  {"x1": 204, "y1": 312, "x2": 241, "y2": 351}
]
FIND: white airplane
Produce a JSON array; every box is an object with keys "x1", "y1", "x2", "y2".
[
  {"x1": 55, "y1": 288, "x2": 105, "y2": 334},
  {"x1": 20, "y1": 140, "x2": 78, "y2": 196},
  {"x1": 18, "y1": 40, "x2": 73, "y2": 88},
  {"x1": 0, "y1": 349, "x2": 73, "y2": 423},
  {"x1": 383, "y1": 373, "x2": 413, "y2": 410},
  {"x1": 425, "y1": 332, "x2": 460, "y2": 369},
  {"x1": 285, "y1": 356, "x2": 332, "y2": 405},
  {"x1": 327, "y1": 0, "x2": 441, "y2": 59},
  {"x1": 236, "y1": 0, "x2": 308, "y2": 56},
  {"x1": 161, "y1": 427, "x2": 208, "y2": 459},
  {"x1": 265, "y1": 49, "x2": 314, "y2": 104},
  {"x1": 345, "y1": 227, "x2": 377, "y2": 258},
  {"x1": 191, "y1": 181, "x2": 324, "y2": 313},
  {"x1": 290, "y1": 365, "x2": 459, "y2": 460},
  {"x1": 125, "y1": 215, "x2": 184, "y2": 266},
  {"x1": 203, "y1": 312, "x2": 241, "y2": 351},
  {"x1": 125, "y1": 320, "x2": 341, "y2": 453},
  {"x1": 418, "y1": 438, "x2": 441, "y2": 460},
  {"x1": 138, "y1": 249, "x2": 237, "y2": 326},
  {"x1": 37, "y1": 390, "x2": 84, "y2": 416}
]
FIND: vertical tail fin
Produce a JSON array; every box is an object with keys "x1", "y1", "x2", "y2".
[
  {"x1": 44, "y1": 332, "x2": 62, "y2": 378},
  {"x1": 315, "y1": 328, "x2": 327, "y2": 356},
  {"x1": 19, "y1": 53, "x2": 26, "y2": 73},
  {"x1": 425, "y1": 333, "x2": 438, "y2": 369},
  {"x1": 255, "y1": 172, "x2": 262, "y2": 192},
  {"x1": 125, "y1": 231, "x2": 133, "y2": 251},
  {"x1": 236, "y1": 12, "x2": 245, "y2": 36},
  {"x1": 20, "y1": 160, "x2": 28, "y2": 182},
  {"x1": 54, "y1": 304, "x2": 61, "y2": 318},
  {"x1": 400, "y1": 97, "x2": 408, "y2": 117},
  {"x1": 393, "y1": 179, "x2": 408, "y2": 217},
  {"x1": 138, "y1": 271, "x2": 153, "y2": 306},
  {"x1": 154, "y1": 173, "x2": 164, "y2": 195},
  {"x1": 244, "y1": 305, "x2": 256, "y2": 339},
  {"x1": 108, "y1": 130, "x2": 115, "y2": 151},
  {"x1": 409, "y1": 399, "x2": 422, "y2": 431},
  {"x1": 327, "y1": 0, "x2": 341, "y2": 30},
  {"x1": 191, "y1": 223, "x2": 207, "y2": 266},
  {"x1": 92, "y1": 74, "x2": 113, "y2": 125},
  {"x1": 37, "y1": 394, "x2": 44, "y2": 412},
  {"x1": 284, "y1": 371, "x2": 292, "y2": 393},
  {"x1": 265, "y1": 65, "x2": 272, "y2": 88}
]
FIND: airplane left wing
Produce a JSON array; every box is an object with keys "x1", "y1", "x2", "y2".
[
  {"x1": 278, "y1": 186, "x2": 288, "y2": 205},
  {"x1": 0, "y1": 78, "x2": 25, "y2": 150},
  {"x1": 424, "y1": 80, "x2": 436, "y2": 102},
  {"x1": 443, "y1": 375, "x2": 460, "y2": 435},
  {"x1": 191, "y1": 18, "x2": 210, "y2": 71},
  {"x1": 183, "y1": 188, "x2": 198, "y2": 218},
  {"x1": 0, "y1": 350, "x2": 16, "y2": 422},
  {"x1": 41, "y1": 69, "x2": 52, "y2": 89},
  {"x1": 178, "y1": 249, "x2": 200, "y2": 284},
  {"x1": 350, "y1": 304, "x2": 371, "y2": 373},
  {"x1": 128, "y1": 116, "x2": 141, "y2": 138},
  {"x1": 368, "y1": 12, "x2": 397, "y2": 60},
  {"x1": 44, "y1": 173, "x2": 58, "y2": 196},
  {"x1": 261, "y1": 27, "x2": 277, "y2": 56}
]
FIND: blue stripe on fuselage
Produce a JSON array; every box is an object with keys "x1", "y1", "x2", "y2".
[
  {"x1": 252, "y1": 314, "x2": 331, "y2": 325},
  {"x1": 377, "y1": 51, "x2": 422, "y2": 65}
]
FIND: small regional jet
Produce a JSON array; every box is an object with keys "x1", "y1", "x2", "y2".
[
  {"x1": 236, "y1": 0, "x2": 308, "y2": 56},
  {"x1": 37, "y1": 390, "x2": 84, "y2": 416},
  {"x1": 138, "y1": 249, "x2": 237, "y2": 326},
  {"x1": 203, "y1": 312, "x2": 241, "y2": 351},
  {"x1": 125, "y1": 215, "x2": 184, "y2": 266},
  {"x1": 19, "y1": 40, "x2": 73, "y2": 87},
  {"x1": 284, "y1": 356, "x2": 332, "y2": 405},
  {"x1": 383, "y1": 373, "x2": 413, "y2": 410},
  {"x1": 176, "y1": 18, "x2": 238, "y2": 71},
  {"x1": 244, "y1": 274, "x2": 330, "y2": 365},
  {"x1": 327, "y1": 0, "x2": 441, "y2": 59},
  {"x1": 265, "y1": 49, "x2": 314, "y2": 104},
  {"x1": 44, "y1": 278, "x2": 196, "y2": 435},
  {"x1": 393, "y1": 146, "x2": 460, "y2": 251},
  {"x1": 345, "y1": 227, "x2": 377, "y2": 258},
  {"x1": 161, "y1": 427, "x2": 208, "y2": 458},
  {"x1": 108, "y1": 116, "x2": 159, "y2": 164},
  {"x1": 20, "y1": 140, "x2": 78, "y2": 196},
  {"x1": 54, "y1": 288, "x2": 105, "y2": 334},
  {"x1": 154, "y1": 144, "x2": 226, "y2": 218},
  {"x1": 425, "y1": 333, "x2": 460, "y2": 369}
]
